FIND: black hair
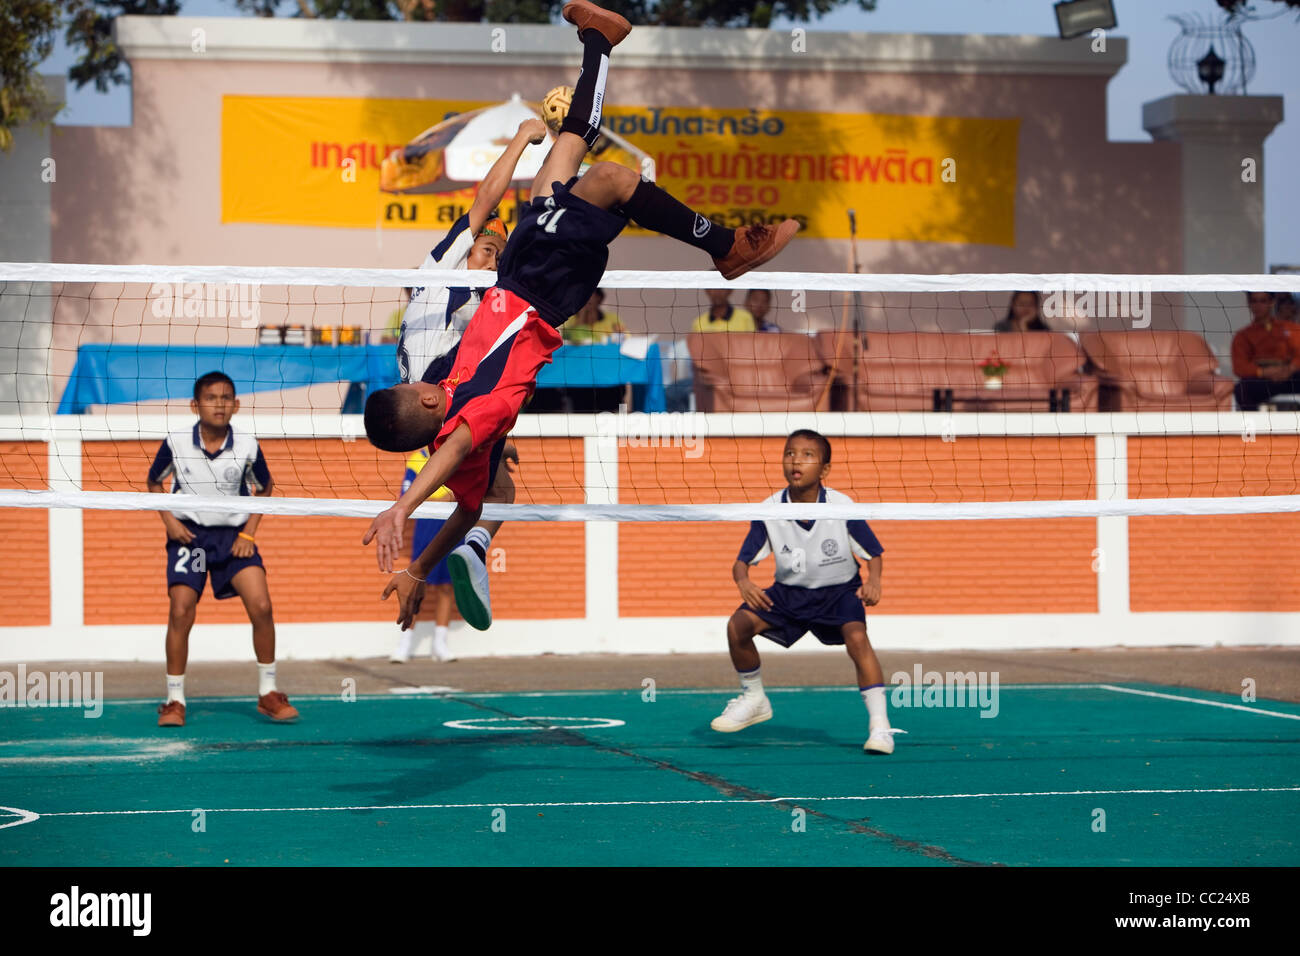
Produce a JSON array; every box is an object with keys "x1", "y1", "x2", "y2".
[
  {"x1": 364, "y1": 386, "x2": 442, "y2": 453},
  {"x1": 1003, "y1": 290, "x2": 1041, "y2": 325},
  {"x1": 1246, "y1": 291, "x2": 1275, "y2": 301},
  {"x1": 193, "y1": 370, "x2": 236, "y2": 401},
  {"x1": 786, "y1": 428, "x2": 831, "y2": 465}
]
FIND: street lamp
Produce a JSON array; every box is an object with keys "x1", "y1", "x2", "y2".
[{"x1": 1197, "y1": 45, "x2": 1226, "y2": 94}]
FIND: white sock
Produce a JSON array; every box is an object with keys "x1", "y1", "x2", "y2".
[
  {"x1": 166, "y1": 674, "x2": 185, "y2": 706},
  {"x1": 862, "y1": 685, "x2": 890, "y2": 730},
  {"x1": 411, "y1": 621, "x2": 435, "y2": 652},
  {"x1": 257, "y1": 662, "x2": 277, "y2": 697},
  {"x1": 464, "y1": 526, "x2": 491, "y2": 556},
  {"x1": 434, "y1": 625, "x2": 449, "y2": 646},
  {"x1": 738, "y1": 667, "x2": 764, "y2": 698}
]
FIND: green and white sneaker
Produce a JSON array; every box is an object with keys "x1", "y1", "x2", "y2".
[{"x1": 447, "y1": 543, "x2": 492, "y2": 631}]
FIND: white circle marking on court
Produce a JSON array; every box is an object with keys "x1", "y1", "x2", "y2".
[{"x1": 442, "y1": 716, "x2": 625, "y2": 731}]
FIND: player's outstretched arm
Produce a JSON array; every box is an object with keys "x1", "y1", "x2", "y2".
[
  {"x1": 363, "y1": 422, "x2": 475, "y2": 571},
  {"x1": 382, "y1": 501, "x2": 483, "y2": 631},
  {"x1": 468, "y1": 119, "x2": 547, "y2": 235}
]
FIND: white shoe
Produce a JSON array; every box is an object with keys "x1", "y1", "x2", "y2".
[
  {"x1": 431, "y1": 630, "x2": 455, "y2": 662},
  {"x1": 447, "y1": 544, "x2": 492, "y2": 631},
  {"x1": 864, "y1": 726, "x2": 902, "y2": 755},
  {"x1": 710, "y1": 693, "x2": 773, "y2": 733},
  {"x1": 389, "y1": 631, "x2": 413, "y2": 663}
]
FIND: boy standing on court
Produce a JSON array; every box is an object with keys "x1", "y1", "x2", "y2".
[
  {"x1": 147, "y1": 371, "x2": 297, "y2": 727},
  {"x1": 713, "y1": 429, "x2": 897, "y2": 754}
]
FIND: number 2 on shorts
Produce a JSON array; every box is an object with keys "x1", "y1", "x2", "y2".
[{"x1": 538, "y1": 204, "x2": 567, "y2": 234}]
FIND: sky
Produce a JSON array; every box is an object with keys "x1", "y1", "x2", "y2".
[{"x1": 40, "y1": 0, "x2": 1300, "y2": 266}]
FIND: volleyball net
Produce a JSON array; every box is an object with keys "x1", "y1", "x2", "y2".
[{"x1": 1, "y1": 263, "x2": 1299, "y2": 525}]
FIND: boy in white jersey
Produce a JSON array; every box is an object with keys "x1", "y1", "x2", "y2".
[
  {"x1": 394, "y1": 117, "x2": 547, "y2": 632},
  {"x1": 713, "y1": 429, "x2": 896, "y2": 754},
  {"x1": 147, "y1": 372, "x2": 296, "y2": 727}
]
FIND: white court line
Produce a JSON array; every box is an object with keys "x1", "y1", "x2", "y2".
[
  {"x1": 25, "y1": 785, "x2": 1300, "y2": 820},
  {"x1": 1097, "y1": 684, "x2": 1300, "y2": 721},
  {"x1": 76, "y1": 683, "x2": 1114, "y2": 705}
]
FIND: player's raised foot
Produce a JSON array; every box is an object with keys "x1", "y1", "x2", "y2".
[
  {"x1": 863, "y1": 726, "x2": 900, "y2": 755},
  {"x1": 710, "y1": 693, "x2": 773, "y2": 733},
  {"x1": 713, "y1": 219, "x2": 801, "y2": 281},
  {"x1": 157, "y1": 700, "x2": 185, "y2": 727},
  {"x1": 562, "y1": 0, "x2": 632, "y2": 47},
  {"x1": 258, "y1": 691, "x2": 299, "y2": 722},
  {"x1": 447, "y1": 543, "x2": 493, "y2": 631}
]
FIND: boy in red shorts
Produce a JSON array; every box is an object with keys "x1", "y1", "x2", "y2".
[{"x1": 362, "y1": 0, "x2": 799, "y2": 624}]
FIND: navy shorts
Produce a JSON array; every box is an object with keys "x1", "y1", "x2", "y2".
[
  {"x1": 412, "y1": 519, "x2": 453, "y2": 586},
  {"x1": 740, "y1": 579, "x2": 866, "y2": 647},
  {"x1": 166, "y1": 521, "x2": 264, "y2": 600},
  {"x1": 495, "y1": 175, "x2": 628, "y2": 327}
]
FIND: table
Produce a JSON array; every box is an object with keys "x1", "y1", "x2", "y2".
[
  {"x1": 534, "y1": 341, "x2": 664, "y2": 413},
  {"x1": 932, "y1": 387, "x2": 1073, "y2": 412},
  {"x1": 57, "y1": 342, "x2": 665, "y2": 414}
]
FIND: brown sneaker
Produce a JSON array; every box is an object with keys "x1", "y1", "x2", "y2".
[
  {"x1": 562, "y1": 0, "x2": 632, "y2": 47},
  {"x1": 713, "y1": 219, "x2": 801, "y2": 281},
  {"x1": 157, "y1": 700, "x2": 186, "y2": 727},
  {"x1": 258, "y1": 691, "x2": 300, "y2": 722}
]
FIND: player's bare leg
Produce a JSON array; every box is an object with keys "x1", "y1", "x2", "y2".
[
  {"x1": 531, "y1": 132, "x2": 591, "y2": 200},
  {"x1": 711, "y1": 608, "x2": 774, "y2": 733},
  {"x1": 164, "y1": 584, "x2": 198, "y2": 676},
  {"x1": 159, "y1": 584, "x2": 198, "y2": 726},
  {"x1": 844, "y1": 622, "x2": 895, "y2": 754},
  {"x1": 231, "y1": 565, "x2": 298, "y2": 721},
  {"x1": 531, "y1": 1, "x2": 629, "y2": 197}
]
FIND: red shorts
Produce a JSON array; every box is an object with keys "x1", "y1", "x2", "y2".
[{"x1": 433, "y1": 288, "x2": 562, "y2": 510}]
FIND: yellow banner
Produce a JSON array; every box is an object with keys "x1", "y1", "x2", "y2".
[{"x1": 222, "y1": 96, "x2": 1018, "y2": 245}]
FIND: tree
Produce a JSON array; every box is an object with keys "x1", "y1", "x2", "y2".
[{"x1": 0, "y1": 0, "x2": 64, "y2": 150}]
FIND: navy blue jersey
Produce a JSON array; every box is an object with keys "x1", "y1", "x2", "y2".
[{"x1": 495, "y1": 175, "x2": 628, "y2": 327}]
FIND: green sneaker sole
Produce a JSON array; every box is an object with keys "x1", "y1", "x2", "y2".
[{"x1": 447, "y1": 551, "x2": 492, "y2": 631}]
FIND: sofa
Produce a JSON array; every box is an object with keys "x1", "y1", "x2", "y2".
[{"x1": 1078, "y1": 330, "x2": 1234, "y2": 411}]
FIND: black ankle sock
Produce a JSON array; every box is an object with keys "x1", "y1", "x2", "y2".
[
  {"x1": 468, "y1": 540, "x2": 487, "y2": 563},
  {"x1": 621, "y1": 178, "x2": 735, "y2": 259},
  {"x1": 561, "y1": 32, "x2": 613, "y2": 149}
]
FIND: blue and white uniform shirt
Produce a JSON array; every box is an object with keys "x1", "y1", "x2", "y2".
[
  {"x1": 147, "y1": 424, "x2": 271, "y2": 528},
  {"x1": 737, "y1": 486, "x2": 884, "y2": 589},
  {"x1": 398, "y1": 213, "x2": 480, "y2": 383}
]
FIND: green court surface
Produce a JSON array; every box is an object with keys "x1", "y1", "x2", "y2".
[{"x1": 2, "y1": 683, "x2": 1298, "y2": 866}]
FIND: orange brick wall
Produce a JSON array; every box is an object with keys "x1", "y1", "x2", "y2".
[
  {"x1": 619, "y1": 437, "x2": 1098, "y2": 616},
  {"x1": 0, "y1": 442, "x2": 50, "y2": 626},
  {"x1": 80, "y1": 436, "x2": 585, "y2": 625},
  {"x1": 1130, "y1": 435, "x2": 1300, "y2": 612}
]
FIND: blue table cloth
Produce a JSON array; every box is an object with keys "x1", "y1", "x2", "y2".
[{"x1": 57, "y1": 342, "x2": 664, "y2": 414}]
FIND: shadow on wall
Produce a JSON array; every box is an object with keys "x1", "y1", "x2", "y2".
[{"x1": 52, "y1": 76, "x2": 179, "y2": 265}]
